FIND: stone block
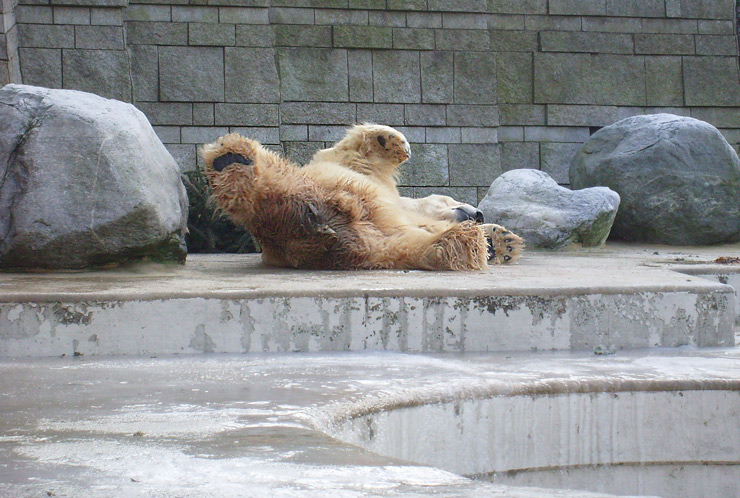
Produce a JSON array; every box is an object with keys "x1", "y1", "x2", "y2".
[
  {"x1": 698, "y1": 20, "x2": 734, "y2": 35},
  {"x1": 525, "y1": 14, "x2": 581, "y2": 31},
  {"x1": 75, "y1": 25, "x2": 123, "y2": 49},
  {"x1": 16, "y1": 5, "x2": 52, "y2": 23},
  {"x1": 129, "y1": 44, "x2": 158, "y2": 102},
  {"x1": 441, "y1": 12, "x2": 486, "y2": 29},
  {"x1": 392, "y1": 28, "x2": 434, "y2": 50},
  {"x1": 356, "y1": 103, "x2": 405, "y2": 125},
  {"x1": 461, "y1": 127, "x2": 498, "y2": 144},
  {"x1": 645, "y1": 56, "x2": 683, "y2": 106},
  {"x1": 524, "y1": 126, "x2": 590, "y2": 142},
  {"x1": 446, "y1": 105, "x2": 499, "y2": 126},
  {"x1": 406, "y1": 12, "x2": 441, "y2": 28},
  {"x1": 696, "y1": 35, "x2": 738, "y2": 56},
  {"x1": 549, "y1": 0, "x2": 605, "y2": 16},
  {"x1": 420, "y1": 51, "x2": 453, "y2": 104},
  {"x1": 369, "y1": 11, "x2": 405, "y2": 27},
  {"x1": 18, "y1": 47, "x2": 60, "y2": 87},
  {"x1": 159, "y1": 46, "x2": 223, "y2": 102},
  {"x1": 397, "y1": 143, "x2": 448, "y2": 187},
  {"x1": 218, "y1": 7, "x2": 269, "y2": 24},
  {"x1": 427, "y1": 0, "x2": 485, "y2": 11},
  {"x1": 435, "y1": 29, "x2": 489, "y2": 51},
  {"x1": 126, "y1": 22, "x2": 188, "y2": 45},
  {"x1": 192, "y1": 102, "x2": 214, "y2": 126},
  {"x1": 497, "y1": 51, "x2": 531, "y2": 104},
  {"x1": 123, "y1": 5, "x2": 171, "y2": 22},
  {"x1": 90, "y1": 7, "x2": 122, "y2": 25},
  {"x1": 229, "y1": 126, "x2": 280, "y2": 144},
  {"x1": 274, "y1": 25, "x2": 331, "y2": 47},
  {"x1": 684, "y1": 57, "x2": 740, "y2": 106},
  {"x1": 581, "y1": 17, "x2": 642, "y2": 33},
  {"x1": 171, "y1": 6, "x2": 217, "y2": 23},
  {"x1": 153, "y1": 125, "x2": 180, "y2": 144},
  {"x1": 498, "y1": 126, "x2": 525, "y2": 141},
  {"x1": 677, "y1": 0, "x2": 735, "y2": 19},
  {"x1": 165, "y1": 144, "x2": 196, "y2": 173},
  {"x1": 501, "y1": 142, "x2": 539, "y2": 171},
  {"x1": 181, "y1": 126, "x2": 229, "y2": 144},
  {"x1": 487, "y1": 14, "x2": 526, "y2": 29},
  {"x1": 135, "y1": 103, "x2": 192, "y2": 126},
  {"x1": 278, "y1": 47, "x2": 348, "y2": 102},
  {"x1": 490, "y1": 30, "x2": 538, "y2": 52},
  {"x1": 18, "y1": 24, "x2": 73, "y2": 48},
  {"x1": 534, "y1": 53, "x2": 646, "y2": 106},
  {"x1": 641, "y1": 18, "x2": 697, "y2": 34},
  {"x1": 386, "y1": 0, "x2": 426, "y2": 10},
  {"x1": 454, "y1": 52, "x2": 496, "y2": 104},
  {"x1": 235, "y1": 25, "x2": 274, "y2": 47},
  {"x1": 279, "y1": 124, "x2": 307, "y2": 141},
  {"x1": 349, "y1": 0, "x2": 385, "y2": 8},
  {"x1": 315, "y1": 9, "x2": 368, "y2": 25},
  {"x1": 373, "y1": 50, "x2": 421, "y2": 103},
  {"x1": 395, "y1": 126, "x2": 426, "y2": 143},
  {"x1": 48, "y1": 0, "x2": 127, "y2": 6},
  {"x1": 540, "y1": 31, "x2": 633, "y2": 54},
  {"x1": 225, "y1": 47, "x2": 279, "y2": 103},
  {"x1": 348, "y1": 49, "x2": 373, "y2": 102},
  {"x1": 215, "y1": 103, "x2": 278, "y2": 126},
  {"x1": 448, "y1": 144, "x2": 502, "y2": 186},
  {"x1": 499, "y1": 104, "x2": 546, "y2": 125},
  {"x1": 53, "y1": 6, "x2": 90, "y2": 24},
  {"x1": 606, "y1": 0, "x2": 664, "y2": 17},
  {"x1": 189, "y1": 23, "x2": 235, "y2": 46},
  {"x1": 334, "y1": 26, "x2": 392, "y2": 49},
  {"x1": 425, "y1": 127, "x2": 460, "y2": 144},
  {"x1": 283, "y1": 141, "x2": 323, "y2": 165},
  {"x1": 487, "y1": 0, "x2": 547, "y2": 14},
  {"x1": 280, "y1": 102, "x2": 356, "y2": 124},
  {"x1": 691, "y1": 107, "x2": 740, "y2": 128},
  {"x1": 268, "y1": 7, "x2": 314, "y2": 24},
  {"x1": 541, "y1": 142, "x2": 581, "y2": 184},
  {"x1": 405, "y1": 104, "x2": 445, "y2": 126},
  {"x1": 62, "y1": 49, "x2": 131, "y2": 101},
  {"x1": 308, "y1": 125, "x2": 346, "y2": 142},
  {"x1": 635, "y1": 34, "x2": 695, "y2": 55},
  {"x1": 547, "y1": 105, "x2": 621, "y2": 127}
]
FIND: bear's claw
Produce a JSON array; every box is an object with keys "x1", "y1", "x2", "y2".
[{"x1": 213, "y1": 152, "x2": 253, "y2": 172}]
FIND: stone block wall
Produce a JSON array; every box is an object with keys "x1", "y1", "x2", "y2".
[{"x1": 5, "y1": 0, "x2": 740, "y2": 203}]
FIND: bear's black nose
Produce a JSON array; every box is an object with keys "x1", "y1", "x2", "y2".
[{"x1": 213, "y1": 153, "x2": 253, "y2": 172}]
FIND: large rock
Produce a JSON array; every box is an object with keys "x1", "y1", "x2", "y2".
[
  {"x1": 570, "y1": 114, "x2": 740, "y2": 245},
  {"x1": 0, "y1": 84, "x2": 188, "y2": 269},
  {"x1": 478, "y1": 169, "x2": 620, "y2": 249}
]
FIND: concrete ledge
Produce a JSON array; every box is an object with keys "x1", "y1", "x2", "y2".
[{"x1": 0, "y1": 246, "x2": 737, "y2": 357}]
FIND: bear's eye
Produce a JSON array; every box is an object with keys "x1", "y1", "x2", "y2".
[{"x1": 377, "y1": 136, "x2": 386, "y2": 147}]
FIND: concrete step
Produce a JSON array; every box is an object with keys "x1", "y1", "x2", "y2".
[
  {"x1": 0, "y1": 244, "x2": 738, "y2": 357},
  {"x1": 2, "y1": 349, "x2": 737, "y2": 498}
]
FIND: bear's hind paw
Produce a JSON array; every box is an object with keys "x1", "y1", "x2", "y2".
[{"x1": 482, "y1": 224, "x2": 524, "y2": 264}]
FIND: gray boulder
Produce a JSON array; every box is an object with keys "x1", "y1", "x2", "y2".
[
  {"x1": 0, "y1": 84, "x2": 188, "y2": 269},
  {"x1": 478, "y1": 169, "x2": 620, "y2": 249},
  {"x1": 570, "y1": 114, "x2": 740, "y2": 245}
]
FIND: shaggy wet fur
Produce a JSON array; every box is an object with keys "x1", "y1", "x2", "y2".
[{"x1": 201, "y1": 126, "x2": 523, "y2": 270}]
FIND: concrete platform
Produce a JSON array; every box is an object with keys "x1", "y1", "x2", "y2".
[
  {"x1": 1, "y1": 349, "x2": 738, "y2": 498},
  {"x1": 0, "y1": 243, "x2": 738, "y2": 357}
]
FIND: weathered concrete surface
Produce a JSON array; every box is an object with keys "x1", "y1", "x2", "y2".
[
  {"x1": 0, "y1": 244, "x2": 737, "y2": 357},
  {"x1": 4, "y1": 350, "x2": 739, "y2": 498}
]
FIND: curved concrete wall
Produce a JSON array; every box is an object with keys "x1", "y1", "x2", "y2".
[{"x1": 2, "y1": 0, "x2": 739, "y2": 198}]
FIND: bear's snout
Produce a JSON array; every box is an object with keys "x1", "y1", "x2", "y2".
[{"x1": 213, "y1": 152, "x2": 253, "y2": 172}]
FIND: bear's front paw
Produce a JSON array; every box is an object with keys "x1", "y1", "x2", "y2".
[{"x1": 481, "y1": 224, "x2": 524, "y2": 264}]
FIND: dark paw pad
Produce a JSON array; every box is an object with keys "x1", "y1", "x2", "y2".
[
  {"x1": 487, "y1": 238, "x2": 495, "y2": 260},
  {"x1": 213, "y1": 152, "x2": 252, "y2": 172}
]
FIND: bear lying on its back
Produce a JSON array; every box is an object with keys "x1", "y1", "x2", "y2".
[{"x1": 200, "y1": 124, "x2": 523, "y2": 271}]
